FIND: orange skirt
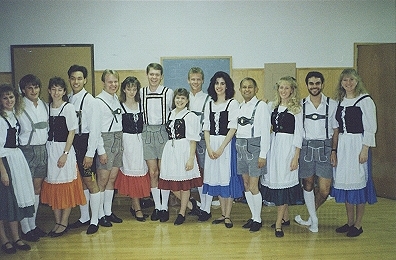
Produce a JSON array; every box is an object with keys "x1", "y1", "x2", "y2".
[
  {"x1": 115, "y1": 170, "x2": 151, "y2": 198},
  {"x1": 41, "y1": 173, "x2": 86, "y2": 210}
]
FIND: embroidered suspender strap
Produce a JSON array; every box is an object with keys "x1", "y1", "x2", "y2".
[
  {"x1": 325, "y1": 97, "x2": 329, "y2": 139},
  {"x1": 77, "y1": 92, "x2": 88, "y2": 136},
  {"x1": 142, "y1": 87, "x2": 168, "y2": 125},
  {"x1": 353, "y1": 95, "x2": 371, "y2": 106},
  {"x1": 97, "y1": 97, "x2": 120, "y2": 132}
]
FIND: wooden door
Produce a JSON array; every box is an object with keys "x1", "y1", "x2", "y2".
[{"x1": 355, "y1": 43, "x2": 396, "y2": 199}]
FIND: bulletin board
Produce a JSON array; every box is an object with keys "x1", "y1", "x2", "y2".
[
  {"x1": 161, "y1": 56, "x2": 232, "y2": 92},
  {"x1": 11, "y1": 44, "x2": 95, "y2": 101}
]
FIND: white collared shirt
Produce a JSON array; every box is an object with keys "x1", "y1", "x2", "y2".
[
  {"x1": 69, "y1": 88, "x2": 101, "y2": 157},
  {"x1": 302, "y1": 94, "x2": 338, "y2": 140},
  {"x1": 18, "y1": 97, "x2": 48, "y2": 146},
  {"x1": 236, "y1": 96, "x2": 271, "y2": 158}
]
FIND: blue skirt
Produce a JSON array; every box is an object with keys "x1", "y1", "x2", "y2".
[{"x1": 203, "y1": 138, "x2": 244, "y2": 199}]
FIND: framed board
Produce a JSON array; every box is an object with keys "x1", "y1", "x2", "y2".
[
  {"x1": 161, "y1": 56, "x2": 232, "y2": 92},
  {"x1": 11, "y1": 44, "x2": 95, "y2": 101}
]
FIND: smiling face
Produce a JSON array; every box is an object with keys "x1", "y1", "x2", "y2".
[
  {"x1": 341, "y1": 75, "x2": 358, "y2": 97},
  {"x1": 147, "y1": 68, "x2": 163, "y2": 89},
  {"x1": 103, "y1": 73, "x2": 119, "y2": 95},
  {"x1": 69, "y1": 71, "x2": 86, "y2": 94},
  {"x1": 174, "y1": 94, "x2": 189, "y2": 110},
  {"x1": 240, "y1": 79, "x2": 257, "y2": 102},
  {"x1": 188, "y1": 73, "x2": 204, "y2": 94},
  {"x1": 48, "y1": 85, "x2": 66, "y2": 103},
  {"x1": 278, "y1": 81, "x2": 293, "y2": 103},
  {"x1": 1, "y1": 91, "x2": 16, "y2": 111},
  {"x1": 214, "y1": 77, "x2": 226, "y2": 96},
  {"x1": 22, "y1": 83, "x2": 40, "y2": 103},
  {"x1": 306, "y1": 77, "x2": 323, "y2": 97}
]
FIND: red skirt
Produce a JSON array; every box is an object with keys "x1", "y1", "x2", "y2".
[
  {"x1": 115, "y1": 170, "x2": 151, "y2": 198},
  {"x1": 158, "y1": 176, "x2": 203, "y2": 191},
  {"x1": 41, "y1": 173, "x2": 86, "y2": 210}
]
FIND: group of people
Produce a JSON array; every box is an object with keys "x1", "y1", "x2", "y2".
[{"x1": 0, "y1": 63, "x2": 377, "y2": 254}]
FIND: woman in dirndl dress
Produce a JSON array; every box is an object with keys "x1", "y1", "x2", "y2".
[
  {"x1": 40, "y1": 77, "x2": 86, "y2": 237},
  {"x1": 158, "y1": 88, "x2": 202, "y2": 225},
  {"x1": 0, "y1": 84, "x2": 35, "y2": 254},
  {"x1": 114, "y1": 76, "x2": 150, "y2": 222},
  {"x1": 262, "y1": 76, "x2": 304, "y2": 237},
  {"x1": 331, "y1": 69, "x2": 377, "y2": 237},
  {"x1": 200, "y1": 71, "x2": 242, "y2": 228}
]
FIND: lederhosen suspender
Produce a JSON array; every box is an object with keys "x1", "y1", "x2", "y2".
[
  {"x1": 76, "y1": 92, "x2": 88, "y2": 136},
  {"x1": 142, "y1": 87, "x2": 169, "y2": 125},
  {"x1": 97, "y1": 97, "x2": 121, "y2": 132},
  {"x1": 303, "y1": 97, "x2": 330, "y2": 139},
  {"x1": 22, "y1": 99, "x2": 48, "y2": 146}
]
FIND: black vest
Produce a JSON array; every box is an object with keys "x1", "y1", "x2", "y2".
[
  {"x1": 165, "y1": 112, "x2": 189, "y2": 140},
  {"x1": 271, "y1": 107, "x2": 295, "y2": 134},
  {"x1": 48, "y1": 103, "x2": 69, "y2": 142},
  {"x1": 336, "y1": 95, "x2": 370, "y2": 134},
  {"x1": 209, "y1": 99, "x2": 233, "y2": 136},
  {"x1": 1, "y1": 115, "x2": 19, "y2": 148},
  {"x1": 121, "y1": 103, "x2": 144, "y2": 134}
]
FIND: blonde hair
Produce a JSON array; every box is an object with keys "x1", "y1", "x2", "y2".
[
  {"x1": 0, "y1": 84, "x2": 24, "y2": 117},
  {"x1": 272, "y1": 76, "x2": 301, "y2": 114},
  {"x1": 334, "y1": 68, "x2": 368, "y2": 101}
]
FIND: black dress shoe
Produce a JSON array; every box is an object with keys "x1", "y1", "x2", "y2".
[
  {"x1": 21, "y1": 230, "x2": 40, "y2": 242},
  {"x1": 160, "y1": 210, "x2": 169, "y2": 222},
  {"x1": 242, "y1": 219, "x2": 254, "y2": 229},
  {"x1": 212, "y1": 215, "x2": 226, "y2": 224},
  {"x1": 32, "y1": 226, "x2": 47, "y2": 237},
  {"x1": 275, "y1": 228, "x2": 284, "y2": 237},
  {"x1": 13, "y1": 239, "x2": 31, "y2": 251},
  {"x1": 86, "y1": 224, "x2": 99, "y2": 234},
  {"x1": 249, "y1": 221, "x2": 262, "y2": 232},
  {"x1": 69, "y1": 219, "x2": 90, "y2": 229},
  {"x1": 151, "y1": 209, "x2": 161, "y2": 221},
  {"x1": 347, "y1": 226, "x2": 363, "y2": 237},
  {"x1": 198, "y1": 211, "x2": 212, "y2": 222},
  {"x1": 188, "y1": 198, "x2": 201, "y2": 216},
  {"x1": 336, "y1": 224, "x2": 352, "y2": 233},
  {"x1": 98, "y1": 216, "x2": 112, "y2": 227},
  {"x1": 174, "y1": 214, "x2": 185, "y2": 225},
  {"x1": 1, "y1": 242, "x2": 16, "y2": 254},
  {"x1": 106, "y1": 213, "x2": 123, "y2": 223}
]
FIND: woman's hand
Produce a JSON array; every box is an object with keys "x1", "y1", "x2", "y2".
[
  {"x1": 57, "y1": 154, "x2": 67, "y2": 168},
  {"x1": 1, "y1": 170, "x2": 9, "y2": 186},
  {"x1": 185, "y1": 158, "x2": 194, "y2": 171},
  {"x1": 359, "y1": 145, "x2": 369, "y2": 164}
]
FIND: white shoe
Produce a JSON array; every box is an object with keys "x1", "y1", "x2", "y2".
[
  {"x1": 309, "y1": 217, "x2": 318, "y2": 233},
  {"x1": 294, "y1": 215, "x2": 312, "y2": 226},
  {"x1": 211, "y1": 200, "x2": 220, "y2": 206}
]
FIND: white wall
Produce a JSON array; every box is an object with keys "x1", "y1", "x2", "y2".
[{"x1": 1, "y1": 0, "x2": 395, "y2": 71}]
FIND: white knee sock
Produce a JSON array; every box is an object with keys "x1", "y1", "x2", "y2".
[
  {"x1": 252, "y1": 192, "x2": 263, "y2": 223},
  {"x1": 245, "y1": 191, "x2": 254, "y2": 219},
  {"x1": 202, "y1": 194, "x2": 213, "y2": 213},
  {"x1": 103, "y1": 189, "x2": 114, "y2": 216},
  {"x1": 79, "y1": 189, "x2": 90, "y2": 222},
  {"x1": 151, "y1": 187, "x2": 161, "y2": 210},
  {"x1": 90, "y1": 192, "x2": 100, "y2": 225},
  {"x1": 304, "y1": 190, "x2": 318, "y2": 232},
  {"x1": 98, "y1": 191, "x2": 105, "y2": 218},
  {"x1": 197, "y1": 186, "x2": 204, "y2": 205},
  {"x1": 20, "y1": 218, "x2": 31, "y2": 234},
  {"x1": 28, "y1": 194, "x2": 40, "y2": 229},
  {"x1": 160, "y1": 189, "x2": 170, "y2": 211}
]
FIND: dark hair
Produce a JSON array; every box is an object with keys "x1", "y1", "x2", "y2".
[
  {"x1": 48, "y1": 77, "x2": 68, "y2": 103},
  {"x1": 146, "y1": 63, "x2": 163, "y2": 75},
  {"x1": 68, "y1": 64, "x2": 88, "y2": 78},
  {"x1": 171, "y1": 88, "x2": 190, "y2": 109},
  {"x1": 240, "y1": 77, "x2": 257, "y2": 88},
  {"x1": 305, "y1": 71, "x2": 324, "y2": 85},
  {"x1": 0, "y1": 84, "x2": 23, "y2": 116},
  {"x1": 207, "y1": 71, "x2": 235, "y2": 102},
  {"x1": 120, "y1": 76, "x2": 141, "y2": 103},
  {"x1": 19, "y1": 74, "x2": 41, "y2": 96}
]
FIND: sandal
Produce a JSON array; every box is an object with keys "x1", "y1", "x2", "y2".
[{"x1": 51, "y1": 223, "x2": 68, "y2": 238}]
